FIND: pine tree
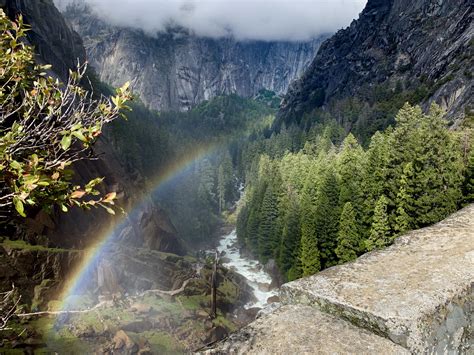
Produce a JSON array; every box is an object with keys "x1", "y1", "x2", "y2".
[
  {"x1": 362, "y1": 130, "x2": 390, "y2": 228},
  {"x1": 246, "y1": 207, "x2": 260, "y2": 250},
  {"x1": 462, "y1": 141, "x2": 474, "y2": 204},
  {"x1": 337, "y1": 133, "x2": 364, "y2": 207},
  {"x1": 299, "y1": 189, "x2": 321, "y2": 276},
  {"x1": 366, "y1": 195, "x2": 391, "y2": 251},
  {"x1": 335, "y1": 202, "x2": 360, "y2": 263},
  {"x1": 258, "y1": 184, "x2": 279, "y2": 262},
  {"x1": 236, "y1": 204, "x2": 249, "y2": 244},
  {"x1": 314, "y1": 166, "x2": 340, "y2": 268},
  {"x1": 394, "y1": 162, "x2": 414, "y2": 234},
  {"x1": 386, "y1": 103, "x2": 464, "y2": 229},
  {"x1": 278, "y1": 187, "x2": 301, "y2": 277},
  {"x1": 217, "y1": 164, "x2": 225, "y2": 213}
]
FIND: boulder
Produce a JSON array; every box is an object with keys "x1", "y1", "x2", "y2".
[
  {"x1": 204, "y1": 305, "x2": 408, "y2": 354},
  {"x1": 281, "y1": 204, "x2": 474, "y2": 353},
  {"x1": 113, "y1": 330, "x2": 138, "y2": 353}
]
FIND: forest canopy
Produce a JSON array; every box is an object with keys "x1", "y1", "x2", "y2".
[{"x1": 237, "y1": 103, "x2": 473, "y2": 281}]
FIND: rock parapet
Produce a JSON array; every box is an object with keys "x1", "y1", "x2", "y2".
[{"x1": 206, "y1": 204, "x2": 474, "y2": 353}]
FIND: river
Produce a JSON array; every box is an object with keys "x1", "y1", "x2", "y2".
[{"x1": 216, "y1": 229, "x2": 278, "y2": 309}]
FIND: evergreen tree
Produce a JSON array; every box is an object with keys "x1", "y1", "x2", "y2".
[
  {"x1": 394, "y1": 162, "x2": 415, "y2": 234},
  {"x1": 299, "y1": 189, "x2": 321, "y2": 276},
  {"x1": 366, "y1": 195, "x2": 391, "y2": 251},
  {"x1": 314, "y1": 166, "x2": 340, "y2": 268},
  {"x1": 337, "y1": 133, "x2": 365, "y2": 207},
  {"x1": 258, "y1": 184, "x2": 279, "y2": 262},
  {"x1": 386, "y1": 104, "x2": 464, "y2": 229},
  {"x1": 246, "y1": 207, "x2": 260, "y2": 250},
  {"x1": 362, "y1": 130, "x2": 390, "y2": 228},
  {"x1": 236, "y1": 204, "x2": 249, "y2": 244},
  {"x1": 278, "y1": 187, "x2": 301, "y2": 277},
  {"x1": 462, "y1": 141, "x2": 474, "y2": 204},
  {"x1": 335, "y1": 202, "x2": 360, "y2": 263},
  {"x1": 217, "y1": 164, "x2": 225, "y2": 213}
]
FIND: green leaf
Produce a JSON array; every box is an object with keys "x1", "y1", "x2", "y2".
[
  {"x1": 72, "y1": 130, "x2": 87, "y2": 142},
  {"x1": 60, "y1": 135, "x2": 72, "y2": 150},
  {"x1": 10, "y1": 160, "x2": 22, "y2": 171},
  {"x1": 61, "y1": 204, "x2": 68, "y2": 212},
  {"x1": 13, "y1": 196, "x2": 26, "y2": 217},
  {"x1": 71, "y1": 123, "x2": 82, "y2": 131}
]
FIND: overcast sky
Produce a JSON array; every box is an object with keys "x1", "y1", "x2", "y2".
[{"x1": 55, "y1": 0, "x2": 367, "y2": 41}]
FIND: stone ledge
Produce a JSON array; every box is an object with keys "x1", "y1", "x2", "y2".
[
  {"x1": 202, "y1": 304, "x2": 408, "y2": 354},
  {"x1": 281, "y1": 204, "x2": 474, "y2": 353}
]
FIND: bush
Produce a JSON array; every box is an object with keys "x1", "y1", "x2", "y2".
[{"x1": 0, "y1": 10, "x2": 131, "y2": 223}]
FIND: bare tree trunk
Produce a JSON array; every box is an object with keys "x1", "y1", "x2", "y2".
[{"x1": 210, "y1": 250, "x2": 218, "y2": 319}]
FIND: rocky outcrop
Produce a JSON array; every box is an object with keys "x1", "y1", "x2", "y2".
[
  {"x1": 205, "y1": 305, "x2": 408, "y2": 354},
  {"x1": 61, "y1": 3, "x2": 325, "y2": 112},
  {"x1": 0, "y1": 240, "x2": 83, "y2": 309},
  {"x1": 277, "y1": 0, "x2": 473, "y2": 129},
  {"x1": 207, "y1": 204, "x2": 474, "y2": 353}
]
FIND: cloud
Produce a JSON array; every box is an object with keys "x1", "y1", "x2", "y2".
[{"x1": 55, "y1": 0, "x2": 367, "y2": 41}]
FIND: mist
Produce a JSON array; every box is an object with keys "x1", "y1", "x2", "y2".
[{"x1": 55, "y1": 0, "x2": 367, "y2": 41}]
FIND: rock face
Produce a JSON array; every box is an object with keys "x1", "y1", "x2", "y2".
[
  {"x1": 0, "y1": 241, "x2": 83, "y2": 308},
  {"x1": 205, "y1": 305, "x2": 408, "y2": 355},
  {"x1": 278, "y1": 0, "x2": 473, "y2": 128},
  {"x1": 208, "y1": 204, "x2": 474, "y2": 353},
  {"x1": 1, "y1": 0, "x2": 85, "y2": 80},
  {"x1": 61, "y1": 3, "x2": 325, "y2": 111}
]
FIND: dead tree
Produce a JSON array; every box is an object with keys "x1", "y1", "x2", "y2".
[
  {"x1": 210, "y1": 250, "x2": 219, "y2": 319},
  {"x1": 0, "y1": 285, "x2": 20, "y2": 331}
]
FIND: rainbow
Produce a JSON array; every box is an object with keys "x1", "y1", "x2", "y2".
[{"x1": 57, "y1": 142, "x2": 220, "y2": 311}]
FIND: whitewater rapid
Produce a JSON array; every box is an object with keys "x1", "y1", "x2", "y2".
[{"x1": 216, "y1": 229, "x2": 278, "y2": 309}]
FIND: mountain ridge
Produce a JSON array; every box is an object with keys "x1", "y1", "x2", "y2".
[
  {"x1": 61, "y1": 3, "x2": 327, "y2": 111},
  {"x1": 277, "y1": 0, "x2": 473, "y2": 132}
]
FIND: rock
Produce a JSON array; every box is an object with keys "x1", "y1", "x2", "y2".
[
  {"x1": 266, "y1": 295, "x2": 280, "y2": 304},
  {"x1": 264, "y1": 259, "x2": 284, "y2": 288},
  {"x1": 1, "y1": 0, "x2": 85, "y2": 80},
  {"x1": 129, "y1": 303, "x2": 152, "y2": 314},
  {"x1": 196, "y1": 310, "x2": 210, "y2": 319},
  {"x1": 204, "y1": 305, "x2": 408, "y2": 354},
  {"x1": 0, "y1": 245, "x2": 83, "y2": 309},
  {"x1": 61, "y1": 3, "x2": 326, "y2": 112},
  {"x1": 281, "y1": 204, "x2": 474, "y2": 353},
  {"x1": 256, "y1": 282, "x2": 271, "y2": 292},
  {"x1": 113, "y1": 330, "x2": 138, "y2": 352},
  {"x1": 205, "y1": 326, "x2": 229, "y2": 344},
  {"x1": 121, "y1": 320, "x2": 154, "y2": 333},
  {"x1": 277, "y1": 0, "x2": 472, "y2": 129},
  {"x1": 74, "y1": 325, "x2": 96, "y2": 338},
  {"x1": 256, "y1": 302, "x2": 281, "y2": 319},
  {"x1": 97, "y1": 259, "x2": 122, "y2": 296}
]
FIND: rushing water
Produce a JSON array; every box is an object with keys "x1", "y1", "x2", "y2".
[{"x1": 216, "y1": 229, "x2": 278, "y2": 309}]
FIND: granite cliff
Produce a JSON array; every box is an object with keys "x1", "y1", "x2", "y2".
[
  {"x1": 277, "y1": 0, "x2": 473, "y2": 131},
  {"x1": 1, "y1": 0, "x2": 85, "y2": 79},
  {"x1": 61, "y1": 2, "x2": 326, "y2": 111}
]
